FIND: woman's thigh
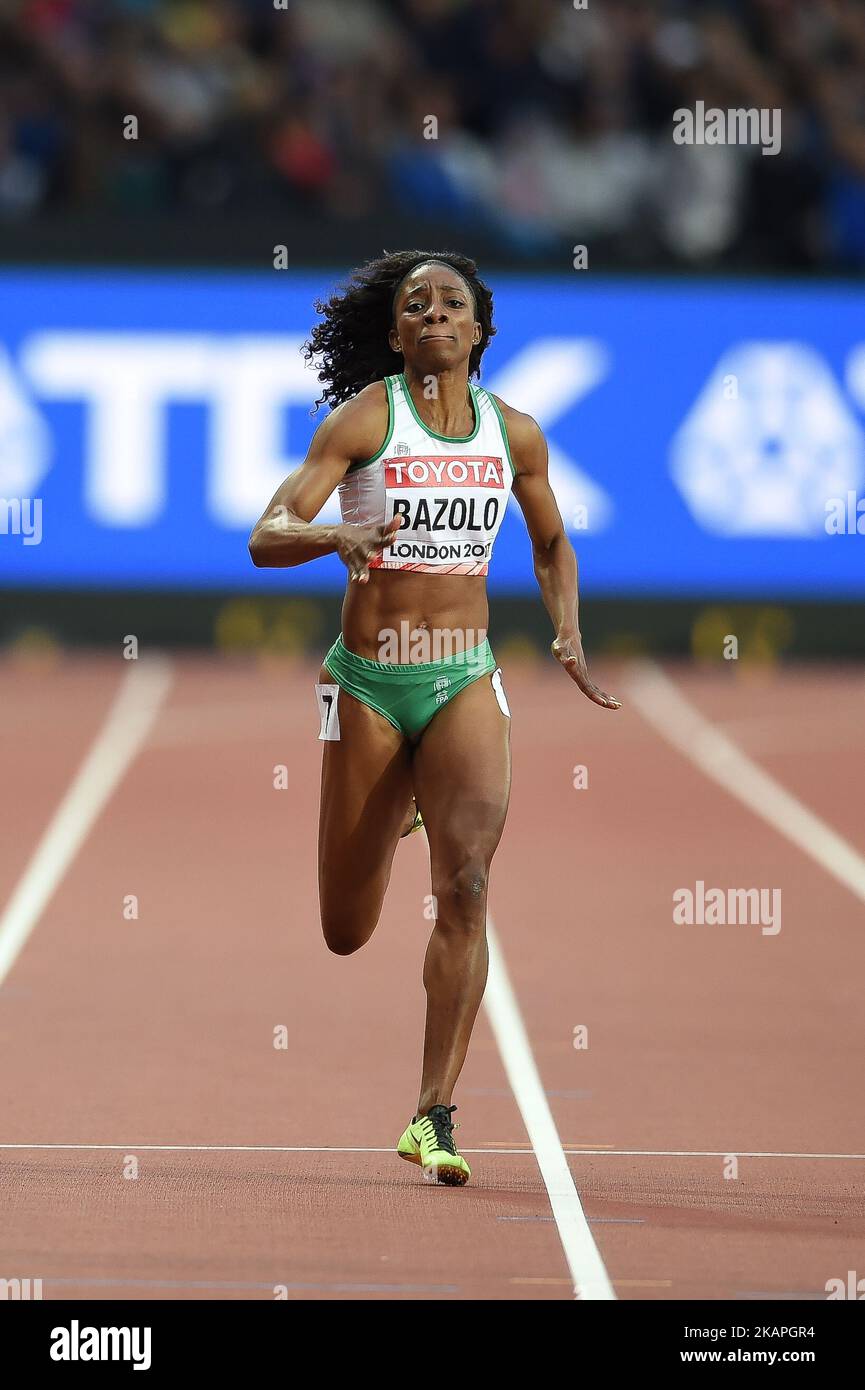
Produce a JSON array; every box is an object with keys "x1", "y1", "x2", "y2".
[
  {"x1": 317, "y1": 665, "x2": 414, "y2": 951},
  {"x1": 412, "y1": 670, "x2": 511, "y2": 911}
]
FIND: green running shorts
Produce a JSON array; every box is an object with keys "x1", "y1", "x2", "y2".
[{"x1": 320, "y1": 634, "x2": 505, "y2": 738}]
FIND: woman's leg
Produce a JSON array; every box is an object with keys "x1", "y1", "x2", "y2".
[
  {"x1": 411, "y1": 671, "x2": 511, "y2": 1114},
  {"x1": 317, "y1": 665, "x2": 414, "y2": 955}
]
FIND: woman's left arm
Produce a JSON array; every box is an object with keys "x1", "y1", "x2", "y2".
[{"x1": 502, "y1": 400, "x2": 621, "y2": 711}]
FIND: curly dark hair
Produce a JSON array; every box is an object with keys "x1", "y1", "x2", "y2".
[{"x1": 303, "y1": 249, "x2": 496, "y2": 412}]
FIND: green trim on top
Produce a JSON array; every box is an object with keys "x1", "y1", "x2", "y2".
[
  {"x1": 399, "y1": 373, "x2": 481, "y2": 444},
  {"x1": 347, "y1": 375, "x2": 395, "y2": 473},
  {"x1": 485, "y1": 390, "x2": 516, "y2": 479}
]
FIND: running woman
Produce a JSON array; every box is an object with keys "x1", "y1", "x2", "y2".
[{"x1": 249, "y1": 251, "x2": 620, "y2": 1186}]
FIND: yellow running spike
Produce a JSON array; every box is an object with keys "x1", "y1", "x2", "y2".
[{"x1": 397, "y1": 1104, "x2": 471, "y2": 1186}]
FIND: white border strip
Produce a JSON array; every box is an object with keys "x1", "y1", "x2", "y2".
[
  {"x1": 627, "y1": 660, "x2": 865, "y2": 905},
  {"x1": 483, "y1": 915, "x2": 615, "y2": 1300},
  {"x1": 0, "y1": 657, "x2": 173, "y2": 985}
]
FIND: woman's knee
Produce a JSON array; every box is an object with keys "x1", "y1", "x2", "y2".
[
  {"x1": 433, "y1": 853, "x2": 491, "y2": 927},
  {"x1": 320, "y1": 904, "x2": 377, "y2": 955}
]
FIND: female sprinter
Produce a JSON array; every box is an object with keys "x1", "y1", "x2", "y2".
[{"x1": 249, "y1": 251, "x2": 620, "y2": 1186}]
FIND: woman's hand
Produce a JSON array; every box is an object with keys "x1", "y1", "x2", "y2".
[
  {"x1": 551, "y1": 630, "x2": 622, "y2": 710},
  {"x1": 337, "y1": 514, "x2": 402, "y2": 583}
]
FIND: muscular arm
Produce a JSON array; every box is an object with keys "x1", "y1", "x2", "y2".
[
  {"x1": 248, "y1": 383, "x2": 395, "y2": 573},
  {"x1": 500, "y1": 398, "x2": 621, "y2": 711}
]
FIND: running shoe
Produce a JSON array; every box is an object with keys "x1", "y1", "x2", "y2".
[
  {"x1": 400, "y1": 802, "x2": 424, "y2": 838},
  {"x1": 397, "y1": 1104, "x2": 471, "y2": 1185}
]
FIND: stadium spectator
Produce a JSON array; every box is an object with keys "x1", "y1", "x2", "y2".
[{"x1": 0, "y1": 0, "x2": 862, "y2": 267}]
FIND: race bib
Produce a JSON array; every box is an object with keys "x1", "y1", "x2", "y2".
[
  {"x1": 491, "y1": 668, "x2": 510, "y2": 717},
  {"x1": 315, "y1": 683, "x2": 341, "y2": 741}
]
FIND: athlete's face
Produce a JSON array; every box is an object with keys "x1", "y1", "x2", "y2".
[{"x1": 389, "y1": 263, "x2": 481, "y2": 373}]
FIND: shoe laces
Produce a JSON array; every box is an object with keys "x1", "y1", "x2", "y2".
[{"x1": 421, "y1": 1104, "x2": 458, "y2": 1155}]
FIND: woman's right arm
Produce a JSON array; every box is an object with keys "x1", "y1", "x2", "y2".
[{"x1": 248, "y1": 384, "x2": 397, "y2": 579}]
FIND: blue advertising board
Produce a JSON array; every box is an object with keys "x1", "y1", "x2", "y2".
[{"x1": 0, "y1": 270, "x2": 863, "y2": 595}]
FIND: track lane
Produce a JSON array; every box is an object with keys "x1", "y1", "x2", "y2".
[
  {"x1": 491, "y1": 657, "x2": 865, "y2": 1298},
  {"x1": 2, "y1": 654, "x2": 862, "y2": 1301},
  {"x1": 0, "y1": 656, "x2": 123, "y2": 907},
  {"x1": 0, "y1": 656, "x2": 576, "y2": 1300}
]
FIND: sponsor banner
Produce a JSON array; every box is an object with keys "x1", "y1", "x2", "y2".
[{"x1": 0, "y1": 270, "x2": 864, "y2": 595}]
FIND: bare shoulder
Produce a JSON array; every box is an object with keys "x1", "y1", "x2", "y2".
[
  {"x1": 311, "y1": 380, "x2": 389, "y2": 463},
  {"x1": 488, "y1": 393, "x2": 546, "y2": 476}
]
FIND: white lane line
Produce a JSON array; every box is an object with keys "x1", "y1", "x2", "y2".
[
  {"x1": 627, "y1": 660, "x2": 865, "y2": 905},
  {"x1": 1, "y1": 1144, "x2": 862, "y2": 1159},
  {"x1": 0, "y1": 658, "x2": 173, "y2": 985},
  {"x1": 566, "y1": 1149, "x2": 865, "y2": 1160},
  {"x1": 482, "y1": 915, "x2": 615, "y2": 1301}
]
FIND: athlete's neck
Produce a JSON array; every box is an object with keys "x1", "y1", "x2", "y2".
[{"x1": 402, "y1": 368, "x2": 474, "y2": 437}]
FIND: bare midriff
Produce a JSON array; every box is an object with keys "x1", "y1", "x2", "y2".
[{"x1": 340, "y1": 570, "x2": 490, "y2": 661}]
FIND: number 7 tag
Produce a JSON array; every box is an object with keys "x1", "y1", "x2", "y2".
[{"x1": 315, "y1": 683, "x2": 341, "y2": 741}]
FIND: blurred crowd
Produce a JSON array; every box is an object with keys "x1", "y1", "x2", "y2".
[{"x1": 1, "y1": 0, "x2": 865, "y2": 268}]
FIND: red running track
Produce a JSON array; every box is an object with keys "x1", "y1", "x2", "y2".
[{"x1": 0, "y1": 651, "x2": 863, "y2": 1300}]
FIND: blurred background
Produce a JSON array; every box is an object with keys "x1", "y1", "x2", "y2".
[{"x1": 1, "y1": 0, "x2": 864, "y2": 660}]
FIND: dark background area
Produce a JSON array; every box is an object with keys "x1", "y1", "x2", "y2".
[{"x1": 2, "y1": 0, "x2": 864, "y2": 272}]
